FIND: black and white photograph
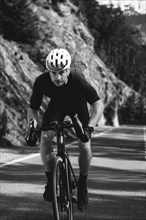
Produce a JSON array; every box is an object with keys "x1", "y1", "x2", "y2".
[{"x1": 0, "y1": 0, "x2": 146, "y2": 219}]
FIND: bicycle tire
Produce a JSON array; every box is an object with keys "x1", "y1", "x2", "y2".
[
  {"x1": 52, "y1": 156, "x2": 73, "y2": 220},
  {"x1": 64, "y1": 155, "x2": 74, "y2": 220}
]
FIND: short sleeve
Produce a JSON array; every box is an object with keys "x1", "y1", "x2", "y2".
[{"x1": 75, "y1": 71, "x2": 100, "y2": 104}]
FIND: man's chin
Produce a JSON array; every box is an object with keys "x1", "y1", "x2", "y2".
[{"x1": 54, "y1": 82, "x2": 64, "y2": 87}]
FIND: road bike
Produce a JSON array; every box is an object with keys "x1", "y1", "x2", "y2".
[
  {"x1": 42, "y1": 120, "x2": 77, "y2": 220},
  {"x1": 27, "y1": 115, "x2": 92, "y2": 220}
]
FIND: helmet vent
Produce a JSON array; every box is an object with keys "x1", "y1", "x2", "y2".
[{"x1": 55, "y1": 59, "x2": 58, "y2": 67}]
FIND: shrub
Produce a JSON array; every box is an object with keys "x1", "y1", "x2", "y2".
[{"x1": 0, "y1": 0, "x2": 39, "y2": 43}]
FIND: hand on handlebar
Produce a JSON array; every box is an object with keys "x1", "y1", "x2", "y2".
[
  {"x1": 26, "y1": 119, "x2": 37, "y2": 146},
  {"x1": 83, "y1": 126, "x2": 94, "y2": 140}
]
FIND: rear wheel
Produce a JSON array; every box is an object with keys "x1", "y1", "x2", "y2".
[{"x1": 52, "y1": 156, "x2": 73, "y2": 220}]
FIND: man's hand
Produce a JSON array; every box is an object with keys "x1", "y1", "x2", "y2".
[
  {"x1": 83, "y1": 126, "x2": 94, "y2": 140},
  {"x1": 26, "y1": 119, "x2": 37, "y2": 146}
]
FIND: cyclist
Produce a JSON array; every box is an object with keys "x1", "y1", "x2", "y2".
[{"x1": 27, "y1": 48, "x2": 104, "y2": 211}]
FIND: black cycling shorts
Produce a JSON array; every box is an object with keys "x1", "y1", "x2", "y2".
[{"x1": 42, "y1": 100, "x2": 89, "y2": 127}]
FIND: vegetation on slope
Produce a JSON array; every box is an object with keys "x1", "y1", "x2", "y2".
[
  {"x1": 79, "y1": 0, "x2": 146, "y2": 97},
  {"x1": 0, "y1": 0, "x2": 39, "y2": 43}
]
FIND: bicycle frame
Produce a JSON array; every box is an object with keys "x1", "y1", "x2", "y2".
[
  {"x1": 55, "y1": 122, "x2": 77, "y2": 198},
  {"x1": 45, "y1": 121, "x2": 77, "y2": 220},
  {"x1": 30, "y1": 117, "x2": 93, "y2": 219}
]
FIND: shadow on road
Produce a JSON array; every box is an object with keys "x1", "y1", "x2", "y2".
[
  {"x1": 0, "y1": 163, "x2": 52, "y2": 220},
  {"x1": 91, "y1": 126, "x2": 145, "y2": 161}
]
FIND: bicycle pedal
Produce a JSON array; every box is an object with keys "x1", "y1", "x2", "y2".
[{"x1": 72, "y1": 197, "x2": 77, "y2": 204}]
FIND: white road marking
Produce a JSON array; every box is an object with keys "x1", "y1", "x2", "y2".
[
  {"x1": 0, "y1": 127, "x2": 115, "y2": 168},
  {"x1": 144, "y1": 126, "x2": 146, "y2": 160},
  {"x1": 0, "y1": 153, "x2": 40, "y2": 168},
  {"x1": 89, "y1": 188, "x2": 146, "y2": 198}
]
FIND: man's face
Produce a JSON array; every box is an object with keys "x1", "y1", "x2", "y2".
[{"x1": 49, "y1": 69, "x2": 70, "y2": 87}]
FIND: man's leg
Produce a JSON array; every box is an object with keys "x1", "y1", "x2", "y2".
[
  {"x1": 41, "y1": 104, "x2": 66, "y2": 201},
  {"x1": 40, "y1": 130, "x2": 55, "y2": 172},
  {"x1": 77, "y1": 139, "x2": 92, "y2": 211},
  {"x1": 74, "y1": 101, "x2": 92, "y2": 210},
  {"x1": 40, "y1": 130, "x2": 55, "y2": 201},
  {"x1": 78, "y1": 139, "x2": 92, "y2": 176}
]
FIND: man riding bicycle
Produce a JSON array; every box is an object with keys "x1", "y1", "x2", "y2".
[{"x1": 27, "y1": 48, "x2": 104, "y2": 211}]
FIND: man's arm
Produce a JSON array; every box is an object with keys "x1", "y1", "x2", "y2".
[
  {"x1": 27, "y1": 107, "x2": 38, "y2": 128},
  {"x1": 88, "y1": 99, "x2": 104, "y2": 127}
]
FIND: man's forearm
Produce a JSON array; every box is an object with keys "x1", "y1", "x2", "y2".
[
  {"x1": 27, "y1": 108, "x2": 38, "y2": 125},
  {"x1": 88, "y1": 100, "x2": 104, "y2": 127}
]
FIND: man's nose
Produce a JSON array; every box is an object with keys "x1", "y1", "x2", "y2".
[{"x1": 56, "y1": 74, "x2": 61, "y2": 79}]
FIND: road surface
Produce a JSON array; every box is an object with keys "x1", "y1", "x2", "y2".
[{"x1": 0, "y1": 125, "x2": 146, "y2": 220}]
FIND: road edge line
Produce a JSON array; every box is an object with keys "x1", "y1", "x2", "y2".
[{"x1": 0, "y1": 153, "x2": 40, "y2": 168}]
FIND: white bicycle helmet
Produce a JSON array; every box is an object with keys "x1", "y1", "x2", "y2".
[{"x1": 46, "y1": 48, "x2": 71, "y2": 71}]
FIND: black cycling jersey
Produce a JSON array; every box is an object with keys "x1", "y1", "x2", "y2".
[{"x1": 30, "y1": 68, "x2": 99, "y2": 110}]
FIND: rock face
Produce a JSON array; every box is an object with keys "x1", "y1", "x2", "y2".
[
  {"x1": 0, "y1": 37, "x2": 42, "y2": 145},
  {"x1": 0, "y1": 1, "x2": 142, "y2": 146}
]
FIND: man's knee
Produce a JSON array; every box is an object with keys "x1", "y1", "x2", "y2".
[
  {"x1": 40, "y1": 130, "x2": 55, "y2": 147},
  {"x1": 79, "y1": 140, "x2": 92, "y2": 156}
]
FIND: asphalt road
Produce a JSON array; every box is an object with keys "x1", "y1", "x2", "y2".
[{"x1": 0, "y1": 125, "x2": 146, "y2": 220}]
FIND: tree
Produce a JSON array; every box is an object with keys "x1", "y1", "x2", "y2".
[{"x1": 80, "y1": 1, "x2": 146, "y2": 96}]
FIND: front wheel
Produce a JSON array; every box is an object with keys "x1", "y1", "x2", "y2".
[{"x1": 52, "y1": 156, "x2": 73, "y2": 220}]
